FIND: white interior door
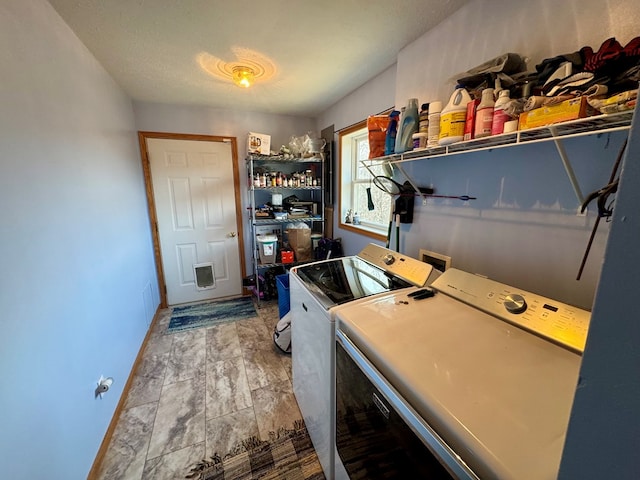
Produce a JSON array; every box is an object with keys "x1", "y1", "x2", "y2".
[{"x1": 147, "y1": 137, "x2": 242, "y2": 305}]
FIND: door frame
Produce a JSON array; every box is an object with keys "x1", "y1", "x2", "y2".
[{"x1": 138, "y1": 131, "x2": 246, "y2": 308}]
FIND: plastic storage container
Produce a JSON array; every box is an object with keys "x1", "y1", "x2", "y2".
[
  {"x1": 311, "y1": 232, "x2": 322, "y2": 251},
  {"x1": 439, "y1": 87, "x2": 472, "y2": 145},
  {"x1": 257, "y1": 234, "x2": 278, "y2": 264},
  {"x1": 412, "y1": 132, "x2": 428, "y2": 150},
  {"x1": 276, "y1": 273, "x2": 290, "y2": 319}
]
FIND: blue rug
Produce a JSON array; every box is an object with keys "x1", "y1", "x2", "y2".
[{"x1": 167, "y1": 296, "x2": 258, "y2": 333}]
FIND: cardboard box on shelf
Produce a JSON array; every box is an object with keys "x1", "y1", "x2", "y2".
[
  {"x1": 247, "y1": 132, "x2": 271, "y2": 155},
  {"x1": 519, "y1": 97, "x2": 595, "y2": 130}
]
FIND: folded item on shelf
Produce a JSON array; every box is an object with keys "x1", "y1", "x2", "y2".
[
  {"x1": 544, "y1": 72, "x2": 596, "y2": 97},
  {"x1": 524, "y1": 96, "x2": 546, "y2": 111},
  {"x1": 583, "y1": 84, "x2": 609, "y2": 98},
  {"x1": 535, "y1": 48, "x2": 592, "y2": 85},
  {"x1": 588, "y1": 89, "x2": 638, "y2": 114},
  {"x1": 523, "y1": 94, "x2": 576, "y2": 112}
]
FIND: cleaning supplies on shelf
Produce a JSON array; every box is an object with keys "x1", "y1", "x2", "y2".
[
  {"x1": 491, "y1": 89, "x2": 512, "y2": 135},
  {"x1": 464, "y1": 98, "x2": 480, "y2": 140},
  {"x1": 439, "y1": 87, "x2": 472, "y2": 145},
  {"x1": 427, "y1": 101, "x2": 442, "y2": 148},
  {"x1": 395, "y1": 99, "x2": 419, "y2": 154},
  {"x1": 394, "y1": 107, "x2": 406, "y2": 153},
  {"x1": 412, "y1": 132, "x2": 428, "y2": 150},
  {"x1": 384, "y1": 110, "x2": 400, "y2": 155},
  {"x1": 474, "y1": 88, "x2": 495, "y2": 138},
  {"x1": 419, "y1": 103, "x2": 429, "y2": 133}
]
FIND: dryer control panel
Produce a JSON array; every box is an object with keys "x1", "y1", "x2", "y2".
[
  {"x1": 431, "y1": 268, "x2": 590, "y2": 353},
  {"x1": 357, "y1": 243, "x2": 436, "y2": 287}
]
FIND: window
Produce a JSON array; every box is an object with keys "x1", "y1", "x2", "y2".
[{"x1": 339, "y1": 121, "x2": 391, "y2": 240}]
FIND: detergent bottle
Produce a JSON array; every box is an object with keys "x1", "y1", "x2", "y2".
[
  {"x1": 474, "y1": 88, "x2": 495, "y2": 138},
  {"x1": 491, "y1": 89, "x2": 512, "y2": 135},
  {"x1": 394, "y1": 98, "x2": 419, "y2": 154},
  {"x1": 384, "y1": 110, "x2": 401, "y2": 155},
  {"x1": 439, "y1": 86, "x2": 472, "y2": 146}
]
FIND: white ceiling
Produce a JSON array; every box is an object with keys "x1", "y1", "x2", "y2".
[{"x1": 48, "y1": 0, "x2": 469, "y2": 116}]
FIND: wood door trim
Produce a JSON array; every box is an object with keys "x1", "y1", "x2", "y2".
[{"x1": 138, "y1": 131, "x2": 245, "y2": 308}]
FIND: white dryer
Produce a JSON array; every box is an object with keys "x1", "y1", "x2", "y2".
[{"x1": 289, "y1": 243, "x2": 438, "y2": 479}]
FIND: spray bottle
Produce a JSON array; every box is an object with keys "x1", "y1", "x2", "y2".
[{"x1": 384, "y1": 110, "x2": 401, "y2": 156}]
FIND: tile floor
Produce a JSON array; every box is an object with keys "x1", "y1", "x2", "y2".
[{"x1": 96, "y1": 300, "x2": 307, "y2": 480}]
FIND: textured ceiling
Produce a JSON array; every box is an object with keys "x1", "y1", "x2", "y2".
[{"x1": 48, "y1": 0, "x2": 468, "y2": 116}]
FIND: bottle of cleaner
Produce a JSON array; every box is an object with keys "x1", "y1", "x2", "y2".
[
  {"x1": 419, "y1": 103, "x2": 429, "y2": 133},
  {"x1": 427, "y1": 101, "x2": 442, "y2": 148},
  {"x1": 395, "y1": 99, "x2": 419, "y2": 154},
  {"x1": 439, "y1": 87, "x2": 472, "y2": 146},
  {"x1": 474, "y1": 88, "x2": 495, "y2": 139},
  {"x1": 394, "y1": 106, "x2": 406, "y2": 154},
  {"x1": 491, "y1": 89, "x2": 511, "y2": 135},
  {"x1": 384, "y1": 110, "x2": 401, "y2": 155},
  {"x1": 464, "y1": 98, "x2": 480, "y2": 141}
]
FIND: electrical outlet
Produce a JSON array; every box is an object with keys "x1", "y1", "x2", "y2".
[{"x1": 95, "y1": 375, "x2": 113, "y2": 399}]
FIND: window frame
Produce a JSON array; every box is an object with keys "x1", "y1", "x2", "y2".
[{"x1": 338, "y1": 120, "x2": 389, "y2": 241}]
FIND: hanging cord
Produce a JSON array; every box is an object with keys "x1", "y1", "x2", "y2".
[{"x1": 576, "y1": 137, "x2": 627, "y2": 280}]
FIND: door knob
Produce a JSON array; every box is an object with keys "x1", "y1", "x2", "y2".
[{"x1": 228, "y1": 232, "x2": 237, "y2": 238}]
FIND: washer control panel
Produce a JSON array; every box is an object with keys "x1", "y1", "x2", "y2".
[
  {"x1": 431, "y1": 268, "x2": 590, "y2": 353},
  {"x1": 357, "y1": 243, "x2": 434, "y2": 287}
]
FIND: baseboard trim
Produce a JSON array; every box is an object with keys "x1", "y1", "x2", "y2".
[{"x1": 87, "y1": 306, "x2": 164, "y2": 479}]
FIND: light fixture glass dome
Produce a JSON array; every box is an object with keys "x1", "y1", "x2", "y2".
[{"x1": 232, "y1": 66, "x2": 255, "y2": 88}]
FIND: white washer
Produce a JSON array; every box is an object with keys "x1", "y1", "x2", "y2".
[
  {"x1": 335, "y1": 268, "x2": 591, "y2": 479},
  {"x1": 290, "y1": 244, "x2": 437, "y2": 479}
]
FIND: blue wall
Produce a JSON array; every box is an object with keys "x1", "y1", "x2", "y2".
[
  {"x1": 0, "y1": 1, "x2": 159, "y2": 477},
  {"x1": 397, "y1": 131, "x2": 627, "y2": 309}
]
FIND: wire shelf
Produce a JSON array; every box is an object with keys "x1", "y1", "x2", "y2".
[{"x1": 369, "y1": 111, "x2": 634, "y2": 165}]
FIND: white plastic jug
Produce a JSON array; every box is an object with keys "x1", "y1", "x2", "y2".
[{"x1": 439, "y1": 88, "x2": 472, "y2": 146}]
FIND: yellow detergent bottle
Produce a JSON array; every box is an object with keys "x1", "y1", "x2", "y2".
[{"x1": 439, "y1": 87, "x2": 472, "y2": 146}]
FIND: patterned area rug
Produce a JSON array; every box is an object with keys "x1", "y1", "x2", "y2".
[
  {"x1": 168, "y1": 296, "x2": 258, "y2": 333},
  {"x1": 186, "y1": 420, "x2": 325, "y2": 480}
]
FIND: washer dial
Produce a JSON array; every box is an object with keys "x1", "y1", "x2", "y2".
[
  {"x1": 504, "y1": 294, "x2": 527, "y2": 314},
  {"x1": 383, "y1": 254, "x2": 396, "y2": 265}
]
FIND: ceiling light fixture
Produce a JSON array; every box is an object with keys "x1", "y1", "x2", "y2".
[{"x1": 232, "y1": 66, "x2": 255, "y2": 88}]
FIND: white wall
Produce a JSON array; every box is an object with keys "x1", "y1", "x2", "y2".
[
  {"x1": 317, "y1": 64, "x2": 397, "y2": 136},
  {"x1": 0, "y1": 1, "x2": 158, "y2": 477},
  {"x1": 320, "y1": 0, "x2": 639, "y2": 310},
  {"x1": 133, "y1": 102, "x2": 317, "y2": 275},
  {"x1": 316, "y1": 65, "x2": 397, "y2": 255},
  {"x1": 396, "y1": 0, "x2": 640, "y2": 108}
]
